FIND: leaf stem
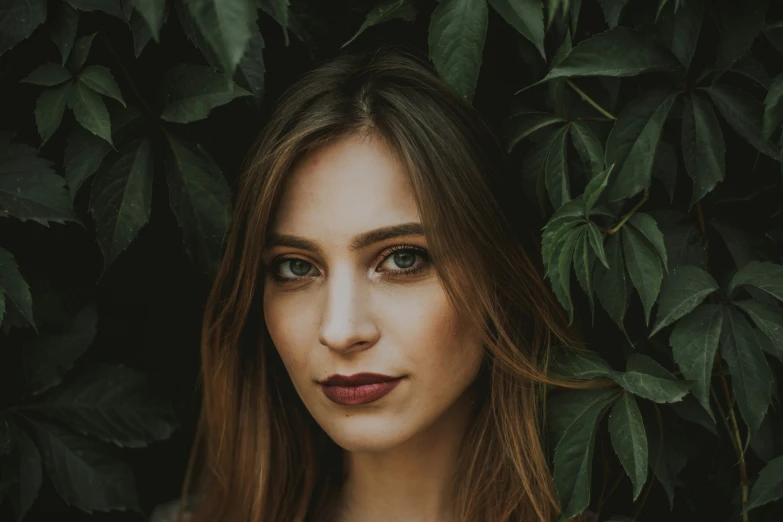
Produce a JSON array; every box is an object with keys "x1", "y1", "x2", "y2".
[
  {"x1": 607, "y1": 189, "x2": 650, "y2": 235},
  {"x1": 565, "y1": 79, "x2": 617, "y2": 120},
  {"x1": 718, "y1": 373, "x2": 750, "y2": 522}
]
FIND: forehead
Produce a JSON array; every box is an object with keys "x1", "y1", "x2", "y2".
[{"x1": 269, "y1": 135, "x2": 421, "y2": 237}]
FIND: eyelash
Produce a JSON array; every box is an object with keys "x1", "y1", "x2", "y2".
[{"x1": 268, "y1": 244, "x2": 430, "y2": 284}]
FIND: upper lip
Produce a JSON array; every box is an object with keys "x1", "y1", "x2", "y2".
[{"x1": 319, "y1": 373, "x2": 401, "y2": 386}]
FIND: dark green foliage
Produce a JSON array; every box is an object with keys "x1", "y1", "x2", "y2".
[{"x1": 1, "y1": 0, "x2": 782, "y2": 521}]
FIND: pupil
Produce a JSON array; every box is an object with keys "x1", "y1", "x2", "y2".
[
  {"x1": 290, "y1": 260, "x2": 310, "y2": 276},
  {"x1": 395, "y1": 251, "x2": 415, "y2": 269}
]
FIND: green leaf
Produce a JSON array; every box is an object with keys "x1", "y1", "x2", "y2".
[
  {"x1": 763, "y1": 73, "x2": 783, "y2": 140},
  {"x1": 523, "y1": 128, "x2": 562, "y2": 214},
  {"x1": 545, "y1": 126, "x2": 571, "y2": 210},
  {"x1": 547, "y1": 227, "x2": 582, "y2": 324},
  {"x1": 551, "y1": 347, "x2": 615, "y2": 381},
  {"x1": 583, "y1": 165, "x2": 612, "y2": 224},
  {"x1": 746, "y1": 455, "x2": 783, "y2": 511},
  {"x1": 598, "y1": 0, "x2": 627, "y2": 28},
  {"x1": 614, "y1": 353, "x2": 691, "y2": 403},
  {"x1": 681, "y1": 94, "x2": 726, "y2": 208},
  {"x1": 21, "y1": 63, "x2": 72, "y2": 86},
  {"x1": 0, "y1": 428, "x2": 43, "y2": 522},
  {"x1": 542, "y1": 217, "x2": 583, "y2": 275},
  {"x1": 89, "y1": 138, "x2": 154, "y2": 270},
  {"x1": 628, "y1": 213, "x2": 668, "y2": 272},
  {"x1": 551, "y1": 388, "x2": 617, "y2": 519},
  {"x1": 708, "y1": 84, "x2": 779, "y2": 159},
  {"x1": 570, "y1": 122, "x2": 604, "y2": 178},
  {"x1": 186, "y1": 0, "x2": 258, "y2": 79},
  {"x1": 608, "y1": 392, "x2": 648, "y2": 501},
  {"x1": 234, "y1": 24, "x2": 265, "y2": 98},
  {"x1": 543, "y1": 26, "x2": 680, "y2": 81},
  {"x1": 669, "y1": 393, "x2": 718, "y2": 435},
  {"x1": 49, "y1": 2, "x2": 79, "y2": 65},
  {"x1": 65, "y1": 0, "x2": 124, "y2": 18},
  {"x1": 586, "y1": 222, "x2": 609, "y2": 269},
  {"x1": 67, "y1": 80, "x2": 112, "y2": 145},
  {"x1": 21, "y1": 303, "x2": 97, "y2": 394},
  {"x1": 645, "y1": 406, "x2": 691, "y2": 509},
  {"x1": 79, "y1": 65, "x2": 125, "y2": 107},
  {"x1": 164, "y1": 133, "x2": 233, "y2": 277},
  {"x1": 721, "y1": 305, "x2": 773, "y2": 433},
  {"x1": 132, "y1": 0, "x2": 165, "y2": 41},
  {"x1": 669, "y1": 0, "x2": 703, "y2": 70},
  {"x1": 29, "y1": 420, "x2": 141, "y2": 513},
  {"x1": 64, "y1": 126, "x2": 112, "y2": 200},
  {"x1": 650, "y1": 265, "x2": 719, "y2": 337},
  {"x1": 159, "y1": 64, "x2": 252, "y2": 123},
  {"x1": 622, "y1": 220, "x2": 664, "y2": 326},
  {"x1": 505, "y1": 111, "x2": 564, "y2": 152},
  {"x1": 65, "y1": 32, "x2": 96, "y2": 72},
  {"x1": 548, "y1": 387, "x2": 618, "y2": 446},
  {"x1": 487, "y1": 0, "x2": 545, "y2": 58},
  {"x1": 734, "y1": 300, "x2": 783, "y2": 361},
  {"x1": 670, "y1": 303, "x2": 722, "y2": 419},
  {"x1": 258, "y1": 0, "x2": 289, "y2": 46},
  {"x1": 428, "y1": 0, "x2": 488, "y2": 103},
  {"x1": 595, "y1": 234, "x2": 628, "y2": 332},
  {"x1": 729, "y1": 261, "x2": 783, "y2": 302},
  {"x1": 29, "y1": 363, "x2": 178, "y2": 448},
  {"x1": 715, "y1": 0, "x2": 766, "y2": 76},
  {"x1": 0, "y1": 412, "x2": 16, "y2": 457},
  {"x1": 652, "y1": 140, "x2": 677, "y2": 203},
  {"x1": 605, "y1": 90, "x2": 679, "y2": 201},
  {"x1": 0, "y1": 0, "x2": 47, "y2": 56},
  {"x1": 573, "y1": 230, "x2": 597, "y2": 321},
  {"x1": 35, "y1": 82, "x2": 72, "y2": 146},
  {"x1": 342, "y1": 0, "x2": 417, "y2": 49}
]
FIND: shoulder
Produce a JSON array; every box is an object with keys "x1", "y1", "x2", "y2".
[{"x1": 149, "y1": 499, "x2": 192, "y2": 522}]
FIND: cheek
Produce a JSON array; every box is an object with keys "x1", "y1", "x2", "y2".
[{"x1": 263, "y1": 290, "x2": 315, "y2": 380}]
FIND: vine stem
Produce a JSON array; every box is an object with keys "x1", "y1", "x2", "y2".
[
  {"x1": 719, "y1": 374, "x2": 750, "y2": 522},
  {"x1": 565, "y1": 79, "x2": 617, "y2": 120},
  {"x1": 606, "y1": 189, "x2": 650, "y2": 235}
]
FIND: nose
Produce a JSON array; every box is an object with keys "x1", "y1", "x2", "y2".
[{"x1": 317, "y1": 264, "x2": 379, "y2": 354}]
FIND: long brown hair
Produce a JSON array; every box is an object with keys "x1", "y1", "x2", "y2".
[{"x1": 178, "y1": 46, "x2": 607, "y2": 522}]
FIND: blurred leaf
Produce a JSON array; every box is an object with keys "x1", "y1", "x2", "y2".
[
  {"x1": 164, "y1": 133, "x2": 233, "y2": 277},
  {"x1": 65, "y1": 0, "x2": 124, "y2": 18},
  {"x1": 670, "y1": 303, "x2": 722, "y2": 419},
  {"x1": 159, "y1": 64, "x2": 252, "y2": 123},
  {"x1": 551, "y1": 388, "x2": 617, "y2": 519},
  {"x1": 34, "y1": 82, "x2": 72, "y2": 145},
  {"x1": 79, "y1": 65, "x2": 126, "y2": 107},
  {"x1": 650, "y1": 265, "x2": 719, "y2": 337},
  {"x1": 89, "y1": 138, "x2": 154, "y2": 270},
  {"x1": 235, "y1": 26, "x2": 266, "y2": 98},
  {"x1": 428, "y1": 0, "x2": 488, "y2": 103},
  {"x1": 746, "y1": 455, "x2": 783, "y2": 511},
  {"x1": 763, "y1": 73, "x2": 783, "y2": 140},
  {"x1": 598, "y1": 0, "x2": 627, "y2": 28},
  {"x1": 715, "y1": 0, "x2": 767, "y2": 76},
  {"x1": 64, "y1": 126, "x2": 112, "y2": 201},
  {"x1": 20, "y1": 63, "x2": 72, "y2": 86},
  {"x1": 65, "y1": 32, "x2": 96, "y2": 72},
  {"x1": 29, "y1": 419, "x2": 141, "y2": 513},
  {"x1": 595, "y1": 234, "x2": 628, "y2": 333},
  {"x1": 132, "y1": 0, "x2": 165, "y2": 41},
  {"x1": 67, "y1": 80, "x2": 113, "y2": 145},
  {"x1": 343, "y1": 0, "x2": 417, "y2": 49},
  {"x1": 488, "y1": 0, "x2": 544, "y2": 59},
  {"x1": 258, "y1": 0, "x2": 290, "y2": 46},
  {"x1": 0, "y1": 428, "x2": 42, "y2": 522},
  {"x1": 21, "y1": 303, "x2": 97, "y2": 395},
  {"x1": 543, "y1": 27, "x2": 681, "y2": 81},
  {"x1": 0, "y1": 412, "x2": 17, "y2": 457},
  {"x1": 734, "y1": 300, "x2": 783, "y2": 362},
  {"x1": 682, "y1": 94, "x2": 726, "y2": 208},
  {"x1": 49, "y1": 2, "x2": 78, "y2": 64},
  {"x1": 605, "y1": 90, "x2": 679, "y2": 201},
  {"x1": 0, "y1": 0, "x2": 47, "y2": 56},
  {"x1": 720, "y1": 305, "x2": 773, "y2": 433},
  {"x1": 608, "y1": 392, "x2": 648, "y2": 501},
  {"x1": 708, "y1": 84, "x2": 779, "y2": 159},
  {"x1": 29, "y1": 363, "x2": 178, "y2": 448},
  {"x1": 729, "y1": 261, "x2": 783, "y2": 302}
]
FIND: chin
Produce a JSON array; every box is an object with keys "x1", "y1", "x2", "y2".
[{"x1": 316, "y1": 412, "x2": 416, "y2": 453}]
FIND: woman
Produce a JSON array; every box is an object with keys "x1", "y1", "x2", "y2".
[{"x1": 166, "y1": 46, "x2": 602, "y2": 522}]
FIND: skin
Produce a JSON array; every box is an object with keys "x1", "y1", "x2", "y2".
[{"x1": 261, "y1": 133, "x2": 485, "y2": 522}]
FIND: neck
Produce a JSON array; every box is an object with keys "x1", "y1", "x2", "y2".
[{"x1": 332, "y1": 386, "x2": 479, "y2": 522}]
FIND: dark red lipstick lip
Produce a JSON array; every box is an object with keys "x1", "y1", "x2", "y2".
[{"x1": 319, "y1": 372, "x2": 400, "y2": 386}]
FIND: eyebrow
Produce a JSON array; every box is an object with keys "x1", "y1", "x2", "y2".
[{"x1": 265, "y1": 222, "x2": 425, "y2": 253}]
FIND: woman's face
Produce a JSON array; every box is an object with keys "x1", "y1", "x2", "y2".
[{"x1": 262, "y1": 134, "x2": 484, "y2": 452}]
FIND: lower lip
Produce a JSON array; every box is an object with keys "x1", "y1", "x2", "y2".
[{"x1": 320, "y1": 378, "x2": 402, "y2": 406}]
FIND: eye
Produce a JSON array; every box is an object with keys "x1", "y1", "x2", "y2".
[{"x1": 376, "y1": 246, "x2": 430, "y2": 276}]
